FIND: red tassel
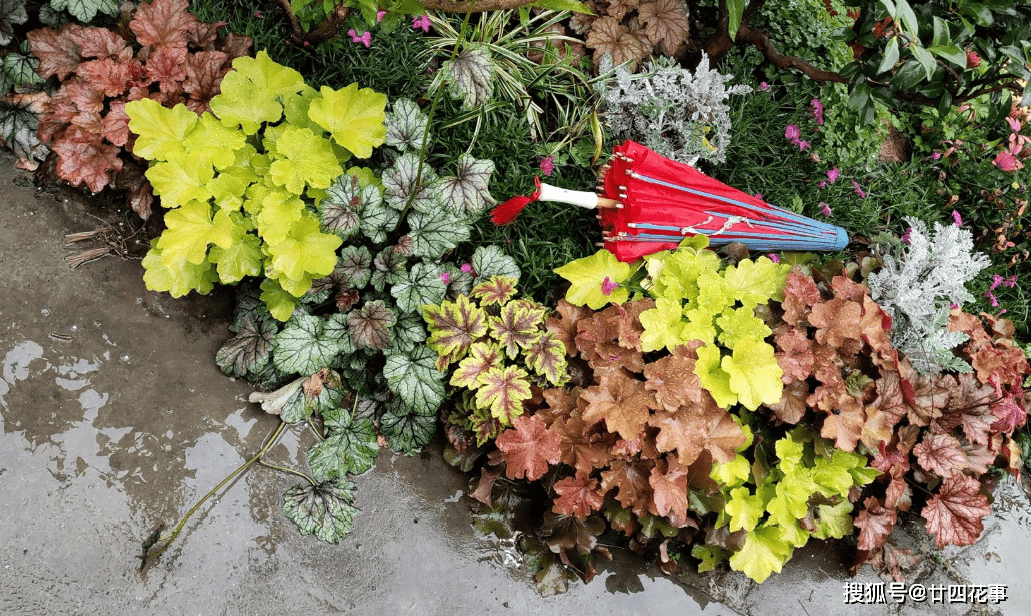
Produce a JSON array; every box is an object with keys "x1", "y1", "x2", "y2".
[{"x1": 490, "y1": 177, "x2": 542, "y2": 225}]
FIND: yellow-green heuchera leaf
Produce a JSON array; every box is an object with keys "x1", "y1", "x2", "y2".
[
  {"x1": 555, "y1": 249, "x2": 633, "y2": 309},
  {"x1": 308, "y1": 83, "x2": 387, "y2": 159},
  {"x1": 125, "y1": 98, "x2": 195, "y2": 161},
  {"x1": 728, "y1": 523, "x2": 792, "y2": 583},
  {"x1": 720, "y1": 337, "x2": 784, "y2": 411}
]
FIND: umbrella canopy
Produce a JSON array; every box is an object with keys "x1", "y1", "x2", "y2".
[{"x1": 492, "y1": 140, "x2": 849, "y2": 262}]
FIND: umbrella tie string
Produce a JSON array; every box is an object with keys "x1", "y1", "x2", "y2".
[{"x1": 680, "y1": 215, "x2": 751, "y2": 236}]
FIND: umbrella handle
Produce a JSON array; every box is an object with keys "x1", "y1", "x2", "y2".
[{"x1": 538, "y1": 182, "x2": 618, "y2": 209}]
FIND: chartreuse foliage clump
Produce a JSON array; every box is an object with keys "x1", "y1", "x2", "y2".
[
  {"x1": 191, "y1": 87, "x2": 512, "y2": 544},
  {"x1": 557, "y1": 236, "x2": 791, "y2": 411},
  {"x1": 704, "y1": 425, "x2": 878, "y2": 583},
  {"x1": 424, "y1": 275, "x2": 567, "y2": 446},
  {"x1": 126, "y1": 50, "x2": 391, "y2": 314}
]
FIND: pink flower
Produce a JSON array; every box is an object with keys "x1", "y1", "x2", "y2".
[
  {"x1": 1007, "y1": 116, "x2": 1022, "y2": 132},
  {"x1": 759, "y1": 82, "x2": 770, "y2": 92},
  {"x1": 377, "y1": 10, "x2": 386, "y2": 22},
  {"x1": 754, "y1": 192, "x2": 763, "y2": 200},
  {"x1": 901, "y1": 227, "x2": 912, "y2": 244},
  {"x1": 950, "y1": 303, "x2": 960, "y2": 309},
  {"x1": 986, "y1": 290, "x2": 999, "y2": 307},
  {"x1": 966, "y1": 49, "x2": 982, "y2": 68},
  {"x1": 852, "y1": 181, "x2": 866, "y2": 198},
  {"x1": 601, "y1": 276, "x2": 618, "y2": 296},
  {"x1": 819, "y1": 202, "x2": 832, "y2": 216},
  {"x1": 1005, "y1": 275, "x2": 1017, "y2": 287},
  {"x1": 412, "y1": 14, "x2": 431, "y2": 32},
  {"x1": 990, "y1": 274, "x2": 1004, "y2": 291},
  {"x1": 440, "y1": 271, "x2": 451, "y2": 284},
  {"x1": 768, "y1": 253, "x2": 780, "y2": 263},
  {"x1": 931, "y1": 152, "x2": 941, "y2": 160},
  {"x1": 796, "y1": 139, "x2": 810, "y2": 151},
  {"x1": 811, "y1": 98, "x2": 825, "y2": 125},
  {"x1": 540, "y1": 155, "x2": 554, "y2": 177},
  {"x1": 785, "y1": 124, "x2": 801, "y2": 141},
  {"x1": 994, "y1": 150, "x2": 1024, "y2": 172},
  {"x1": 303, "y1": 41, "x2": 310, "y2": 47},
  {"x1": 460, "y1": 263, "x2": 473, "y2": 273},
  {"x1": 348, "y1": 29, "x2": 371, "y2": 47},
  {"x1": 952, "y1": 210, "x2": 963, "y2": 227},
  {"x1": 818, "y1": 180, "x2": 826, "y2": 188},
  {"x1": 827, "y1": 167, "x2": 839, "y2": 184},
  {"x1": 254, "y1": 10, "x2": 262, "y2": 17}
]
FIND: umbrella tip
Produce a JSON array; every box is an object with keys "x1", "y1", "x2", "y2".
[{"x1": 832, "y1": 225, "x2": 850, "y2": 251}]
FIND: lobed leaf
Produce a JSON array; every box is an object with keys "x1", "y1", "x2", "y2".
[
  {"x1": 380, "y1": 396, "x2": 437, "y2": 455},
  {"x1": 383, "y1": 346, "x2": 446, "y2": 414},
  {"x1": 272, "y1": 312, "x2": 342, "y2": 376},
  {"x1": 308, "y1": 408, "x2": 379, "y2": 481},
  {"x1": 282, "y1": 478, "x2": 358, "y2": 544}
]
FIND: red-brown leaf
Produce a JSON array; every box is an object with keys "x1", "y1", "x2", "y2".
[
  {"x1": 773, "y1": 328, "x2": 814, "y2": 382},
  {"x1": 600, "y1": 458, "x2": 654, "y2": 516},
  {"x1": 781, "y1": 271, "x2": 821, "y2": 326},
  {"x1": 147, "y1": 45, "x2": 188, "y2": 93},
  {"x1": 643, "y1": 344, "x2": 703, "y2": 411},
  {"x1": 28, "y1": 26, "x2": 83, "y2": 80},
  {"x1": 69, "y1": 27, "x2": 128, "y2": 59},
  {"x1": 130, "y1": 0, "x2": 200, "y2": 49},
  {"x1": 922, "y1": 474, "x2": 991, "y2": 549},
  {"x1": 52, "y1": 126, "x2": 123, "y2": 192},
  {"x1": 580, "y1": 371, "x2": 656, "y2": 440},
  {"x1": 546, "y1": 299, "x2": 590, "y2": 356},
  {"x1": 766, "y1": 380, "x2": 809, "y2": 424},
  {"x1": 854, "y1": 496, "x2": 897, "y2": 551},
  {"x1": 548, "y1": 414, "x2": 613, "y2": 475},
  {"x1": 183, "y1": 50, "x2": 229, "y2": 111},
  {"x1": 553, "y1": 475, "x2": 605, "y2": 519},
  {"x1": 102, "y1": 101, "x2": 130, "y2": 146},
  {"x1": 496, "y1": 414, "x2": 561, "y2": 481},
  {"x1": 648, "y1": 458, "x2": 689, "y2": 522},
  {"x1": 638, "y1": 0, "x2": 689, "y2": 54},
  {"x1": 75, "y1": 58, "x2": 133, "y2": 98},
  {"x1": 809, "y1": 298, "x2": 863, "y2": 348}
]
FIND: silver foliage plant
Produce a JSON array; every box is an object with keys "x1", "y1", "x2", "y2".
[
  {"x1": 596, "y1": 52, "x2": 751, "y2": 165},
  {"x1": 867, "y1": 217, "x2": 991, "y2": 375}
]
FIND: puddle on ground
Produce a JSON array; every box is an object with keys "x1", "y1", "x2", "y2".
[{"x1": 1, "y1": 155, "x2": 1027, "y2": 615}]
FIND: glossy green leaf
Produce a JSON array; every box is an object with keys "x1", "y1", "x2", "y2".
[
  {"x1": 471, "y1": 245, "x2": 520, "y2": 284},
  {"x1": 438, "y1": 154, "x2": 495, "y2": 214},
  {"x1": 877, "y1": 37, "x2": 900, "y2": 74},
  {"x1": 408, "y1": 202, "x2": 470, "y2": 259},
  {"x1": 382, "y1": 152, "x2": 439, "y2": 212},
  {"x1": 384, "y1": 98, "x2": 428, "y2": 152},
  {"x1": 215, "y1": 314, "x2": 277, "y2": 377},
  {"x1": 380, "y1": 396, "x2": 437, "y2": 455}
]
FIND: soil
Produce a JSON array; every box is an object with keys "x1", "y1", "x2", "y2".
[{"x1": 1, "y1": 153, "x2": 1027, "y2": 615}]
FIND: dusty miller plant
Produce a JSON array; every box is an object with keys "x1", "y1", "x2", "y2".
[
  {"x1": 596, "y1": 52, "x2": 750, "y2": 165},
  {"x1": 867, "y1": 217, "x2": 990, "y2": 375}
]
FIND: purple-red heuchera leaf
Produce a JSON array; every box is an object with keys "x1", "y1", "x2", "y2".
[
  {"x1": 496, "y1": 414, "x2": 561, "y2": 481},
  {"x1": 922, "y1": 474, "x2": 992, "y2": 549}
]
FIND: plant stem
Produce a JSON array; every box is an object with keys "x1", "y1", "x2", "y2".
[
  {"x1": 142, "y1": 421, "x2": 288, "y2": 567},
  {"x1": 397, "y1": 5, "x2": 477, "y2": 225},
  {"x1": 259, "y1": 458, "x2": 316, "y2": 484}
]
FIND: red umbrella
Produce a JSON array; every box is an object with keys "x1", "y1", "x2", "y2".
[{"x1": 492, "y1": 140, "x2": 849, "y2": 262}]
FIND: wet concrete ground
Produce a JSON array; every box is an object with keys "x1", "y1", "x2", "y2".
[{"x1": 1, "y1": 154, "x2": 1029, "y2": 615}]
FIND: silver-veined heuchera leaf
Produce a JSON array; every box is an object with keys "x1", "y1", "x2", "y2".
[
  {"x1": 282, "y1": 477, "x2": 358, "y2": 543},
  {"x1": 423, "y1": 294, "x2": 487, "y2": 361},
  {"x1": 307, "y1": 407, "x2": 379, "y2": 481},
  {"x1": 391, "y1": 262, "x2": 447, "y2": 314},
  {"x1": 438, "y1": 154, "x2": 495, "y2": 214},
  {"x1": 320, "y1": 174, "x2": 380, "y2": 240},
  {"x1": 471, "y1": 245, "x2": 520, "y2": 285},
  {"x1": 381, "y1": 152, "x2": 439, "y2": 213},
  {"x1": 408, "y1": 202, "x2": 470, "y2": 259},
  {"x1": 0, "y1": 0, "x2": 28, "y2": 48},
  {"x1": 383, "y1": 346, "x2": 446, "y2": 414},
  {"x1": 388, "y1": 312, "x2": 427, "y2": 356},
  {"x1": 215, "y1": 314, "x2": 278, "y2": 377},
  {"x1": 380, "y1": 396, "x2": 437, "y2": 455},
  {"x1": 443, "y1": 45, "x2": 493, "y2": 108},
  {"x1": 348, "y1": 299, "x2": 396, "y2": 350},
  {"x1": 489, "y1": 301, "x2": 546, "y2": 359},
  {"x1": 359, "y1": 194, "x2": 399, "y2": 244},
  {"x1": 370, "y1": 248, "x2": 406, "y2": 292},
  {"x1": 336, "y1": 245, "x2": 373, "y2": 289},
  {"x1": 471, "y1": 275, "x2": 518, "y2": 306},
  {"x1": 272, "y1": 312, "x2": 343, "y2": 375},
  {"x1": 384, "y1": 98, "x2": 428, "y2": 152}
]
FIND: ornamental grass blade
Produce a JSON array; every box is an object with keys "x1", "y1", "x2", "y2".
[{"x1": 282, "y1": 477, "x2": 359, "y2": 543}]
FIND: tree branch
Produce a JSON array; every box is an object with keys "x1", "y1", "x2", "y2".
[{"x1": 734, "y1": 24, "x2": 850, "y2": 84}]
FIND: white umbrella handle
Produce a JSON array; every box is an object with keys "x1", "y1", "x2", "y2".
[{"x1": 538, "y1": 182, "x2": 619, "y2": 209}]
